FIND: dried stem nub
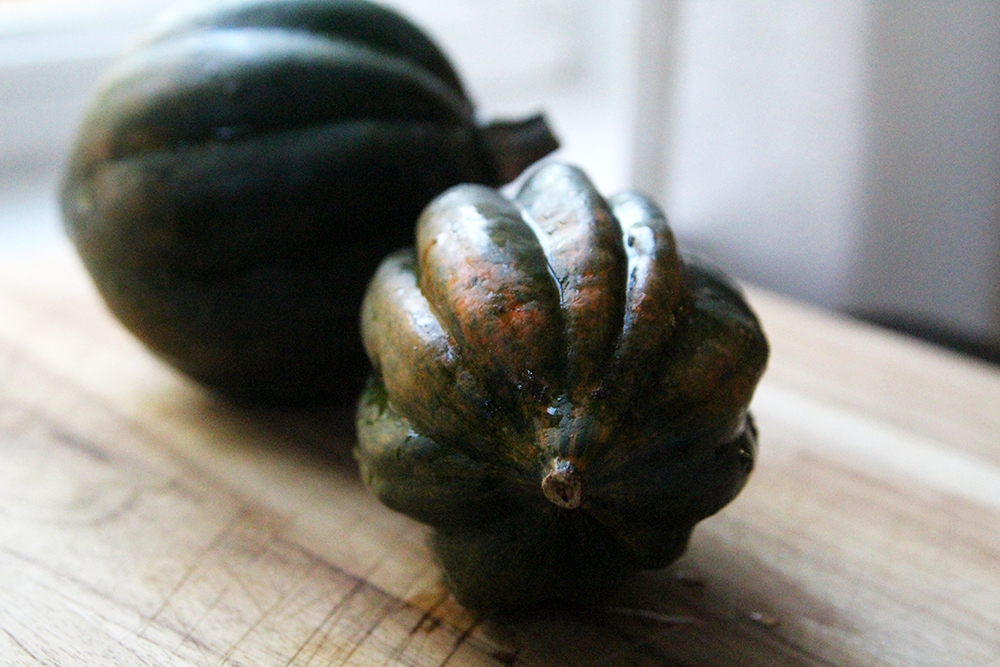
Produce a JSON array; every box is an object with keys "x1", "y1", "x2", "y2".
[{"x1": 541, "y1": 457, "x2": 582, "y2": 509}]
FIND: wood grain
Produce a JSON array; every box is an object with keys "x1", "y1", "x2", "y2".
[{"x1": 1, "y1": 243, "x2": 998, "y2": 666}]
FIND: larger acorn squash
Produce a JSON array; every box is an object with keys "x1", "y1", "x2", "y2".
[
  {"x1": 355, "y1": 163, "x2": 768, "y2": 609},
  {"x1": 60, "y1": 0, "x2": 557, "y2": 403}
]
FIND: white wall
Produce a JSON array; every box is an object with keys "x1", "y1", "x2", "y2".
[
  {"x1": 851, "y1": 1, "x2": 1000, "y2": 340},
  {"x1": 657, "y1": 0, "x2": 869, "y2": 306},
  {"x1": 0, "y1": 0, "x2": 176, "y2": 254},
  {"x1": 642, "y1": 0, "x2": 1000, "y2": 341},
  {"x1": 0, "y1": 0, "x2": 176, "y2": 168}
]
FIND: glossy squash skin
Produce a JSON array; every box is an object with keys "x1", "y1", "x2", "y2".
[
  {"x1": 60, "y1": 0, "x2": 557, "y2": 403},
  {"x1": 355, "y1": 163, "x2": 769, "y2": 609}
]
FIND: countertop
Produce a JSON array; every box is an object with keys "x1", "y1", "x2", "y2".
[{"x1": 2, "y1": 244, "x2": 998, "y2": 666}]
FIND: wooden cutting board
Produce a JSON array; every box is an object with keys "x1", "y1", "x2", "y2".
[{"x1": 1, "y1": 243, "x2": 998, "y2": 666}]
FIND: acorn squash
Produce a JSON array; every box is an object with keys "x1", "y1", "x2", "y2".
[
  {"x1": 355, "y1": 163, "x2": 768, "y2": 609},
  {"x1": 60, "y1": 0, "x2": 557, "y2": 403}
]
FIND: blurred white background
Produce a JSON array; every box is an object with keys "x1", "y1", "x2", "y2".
[{"x1": 1, "y1": 0, "x2": 998, "y2": 356}]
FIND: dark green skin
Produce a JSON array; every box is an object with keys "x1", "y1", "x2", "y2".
[
  {"x1": 60, "y1": 0, "x2": 557, "y2": 403},
  {"x1": 355, "y1": 163, "x2": 769, "y2": 610}
]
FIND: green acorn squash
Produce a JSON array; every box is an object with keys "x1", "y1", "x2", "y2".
[
  {"x1": 355, "y1": 163, "x2": 768, "y2": 609},
  {"x1": 60, "y1": 0, "x2": 557, "y2": 403}
]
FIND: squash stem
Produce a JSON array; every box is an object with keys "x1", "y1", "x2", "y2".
[
  {"x1": 541, "y1": 457, "x2": 582, "y2": 509},
  {"x1": 481, "y1": 114, "x2": 560, "y2": 185}
]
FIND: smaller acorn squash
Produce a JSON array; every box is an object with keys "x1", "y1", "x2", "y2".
[
  {"x1": 355, "y1": 163, "x2": 769, "y2": 609},
  {"x1": 60, "y1": 0, "x2": 557, "y2": 403}
]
